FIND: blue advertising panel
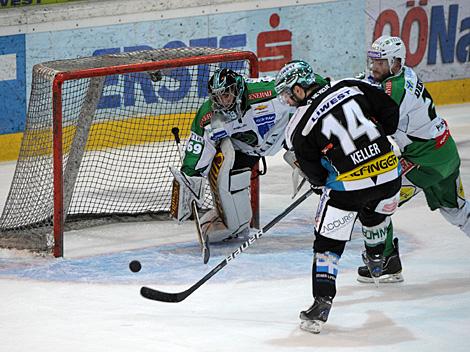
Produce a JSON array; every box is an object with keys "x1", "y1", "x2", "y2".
[
  {"x1": 1, "y1": 0, "x2": 463, "y2": 137},
  {"x1": 0, "y1": 34, "x2": 26, "y2": 134},
  {"x1": 24, "y1": 2, "x2": 363, "y2": 117}
]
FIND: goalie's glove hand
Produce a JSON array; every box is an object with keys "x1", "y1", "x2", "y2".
[{"x1": 170, "y1": 167, "x2": 206, "y2": 222}]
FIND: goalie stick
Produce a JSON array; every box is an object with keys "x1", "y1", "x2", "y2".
[
  {"x1": 171, "y1": 127, "x2": 210, "y2": 264},
  {"x1": 140, "y1": 186, "x2": 316, "y2": 303},
  {"x1": 191, "y1": 200, "x2": 210, "y2": 264}
]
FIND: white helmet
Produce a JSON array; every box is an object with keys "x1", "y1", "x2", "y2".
[{"x1": 368, "y1": 35, "x2": 406, "y2": 69}]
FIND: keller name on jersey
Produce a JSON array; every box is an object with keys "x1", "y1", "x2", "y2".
[{"x1": 350, "y1": 143, "x2": 381, "y2": 165}]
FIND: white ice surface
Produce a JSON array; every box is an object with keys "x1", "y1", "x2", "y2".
[{"x1": 1, "y1": 104, "x2": 470, "y2": 352}]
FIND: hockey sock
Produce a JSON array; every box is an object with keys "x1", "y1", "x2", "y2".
[
  {"x1": 312, "y1": 234, "x2": 346, "y2": 299},
  {"x1": 312, "y1": 251, "x2": 340, "y2": 299},
  {"x1": 362, "y1": 217, "x2": 392, "y2": 255},
  {"x1": 382, "y1": 221, "x2": 395, "y2": 257}
]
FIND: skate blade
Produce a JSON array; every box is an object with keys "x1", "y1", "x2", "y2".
[
  {"x1": 357, "y1": 273, "x2": 404, "y2": 284},
  {"x1": 372, "y1": 276, "x2": 380, "y2": 288},
  {"x1": 300, "y1": 319, "x2": 324, "y2": 334}
]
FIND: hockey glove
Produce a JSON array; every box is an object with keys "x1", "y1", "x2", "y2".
[
  {"x1": 283, "y1": 149, "x2": 309, "y2": 198},
  {"x1": 170, "y1": 167, "x2": 206, "y2": 222}
]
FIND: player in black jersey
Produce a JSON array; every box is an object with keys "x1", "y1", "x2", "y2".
[{"x1": 275, "y1": 60, "x2": 401, "y2": 334}]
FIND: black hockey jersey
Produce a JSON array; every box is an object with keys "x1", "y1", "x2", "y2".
[{"x1": 285, "y1": 79, "x2": 400, "y2": 191}]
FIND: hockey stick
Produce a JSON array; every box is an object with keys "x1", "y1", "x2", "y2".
[
  {"x1": 140, "y1": 186, "x2": 316, "y2": 303},
  {"x1": 171, "y1": 127, "x2": 210, "y2": 264}
]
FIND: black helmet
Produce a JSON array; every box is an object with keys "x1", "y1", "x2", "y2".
[{"x1": 208, "y1": 68, "x2": 245, "y2": 112}]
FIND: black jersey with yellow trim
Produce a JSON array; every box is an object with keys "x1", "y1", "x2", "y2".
[{"x1": 286, "y1": 79, "x2": 400, "y2": 190}]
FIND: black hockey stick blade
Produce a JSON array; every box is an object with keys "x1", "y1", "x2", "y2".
[
  {"x1": 140, "y1": 286, "x2": 189, "y2": 303},
  {"x1": 140, "y1": 260, "x2": 226, "y2": 302}
]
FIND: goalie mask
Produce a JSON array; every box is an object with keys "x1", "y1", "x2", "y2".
[
  {"x1": 368, "y1": 35, "x2": 406, "y2": 73},
  {"x1": 275, "y1": 60, "x2": 328, "y2": 105},
  {"x1": 208, "y1": 68, "x2": 245, "y2": 121}
]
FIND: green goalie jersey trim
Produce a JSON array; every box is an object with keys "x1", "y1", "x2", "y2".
[
  {"x1": 189, "y1": 79, "x2": 276, "y2": 134},
  {"x1": 181, "y1": 78, "x2": 277, "y2": 176}
]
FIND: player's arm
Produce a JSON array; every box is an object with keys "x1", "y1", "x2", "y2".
[
  {"x1": 181, "y1": 102, "x2": 217, "y2": 177},
  {"x1": 172, "y1": 102, "x2": 216, "y2": 222}
]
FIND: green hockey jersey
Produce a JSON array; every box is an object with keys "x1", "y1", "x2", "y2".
[
  {"x1": 381, "y1": 66, "x2": 459, "y2": 175},
  {"x1": 181, "y1": 77, "x2": 294, "y2": 177}
]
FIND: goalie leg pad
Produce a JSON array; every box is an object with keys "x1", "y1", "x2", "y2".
[{"x1": 206, "y1": 139, "x2": 252, "y2": 242}]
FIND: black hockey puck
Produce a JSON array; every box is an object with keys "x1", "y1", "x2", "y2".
[{"x1": 129, "y1": 260, "x2": 142, "y2": 273}]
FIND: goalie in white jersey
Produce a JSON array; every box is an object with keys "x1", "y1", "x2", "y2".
[
  {"x1": 356, "y1": 35, "x2": 470, "y2": 284},
  {"x1": 171, "y1": 68, "x2": 293, "y2": 246}
]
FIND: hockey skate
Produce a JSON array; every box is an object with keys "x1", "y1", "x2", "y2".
[
  {"x1": 361, "y1": 250, "x2": 383, "y2": 287},
  {"x1": 357, "y1": 238, "x2": 404, "y2": 284},
  {"x1": 299, "y1": 296, "x2": 332, "y2": 334}
]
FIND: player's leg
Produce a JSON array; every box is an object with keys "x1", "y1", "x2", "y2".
[
  {"x1": 300, "y1": 190, "x2": 355, "y2": 334},
  {"x1": 429, "y1": 171, "x2": 470, "y2": 236},
  {"x1": 357, "y1": 179, "x2": 403, "y2": 283},
  {"x1": 199, "y1": 138, "x2": 255, "y2": 243},
  {"x1": 402, "y1": 138, "x2": 470, "y2": 235},
  {"x1": 384, "y1": 174, "x2": 422, "y2": 256}
]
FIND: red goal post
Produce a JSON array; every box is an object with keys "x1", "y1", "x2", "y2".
[{"x1": 0, "y1": 48, "x2": 259, "y2": 257}]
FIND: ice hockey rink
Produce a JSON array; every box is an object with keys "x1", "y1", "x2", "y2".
[{"x1": 0, "y1": 103, "x2": 469, "y2": 352}]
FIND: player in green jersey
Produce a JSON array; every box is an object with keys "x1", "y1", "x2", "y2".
[{"x1": 357, "y1": 35, "x2": 470, "y2": 283}]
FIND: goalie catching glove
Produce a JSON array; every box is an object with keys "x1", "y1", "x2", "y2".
[{"x1": 170, "y1": 167, "x2": 206, "y2": 222}]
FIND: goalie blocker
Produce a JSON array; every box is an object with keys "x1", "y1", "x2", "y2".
[
  {"x1": 171, "y1": 138, "x2": 252, "y2": 243},
  {"x1": 170, "y1": 168, "x2": 205, "y2": 222}
]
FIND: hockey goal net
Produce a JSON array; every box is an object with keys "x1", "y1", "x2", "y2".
[{"x1": 0, "y1": 48, "x2": 259, "y2": 257}]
